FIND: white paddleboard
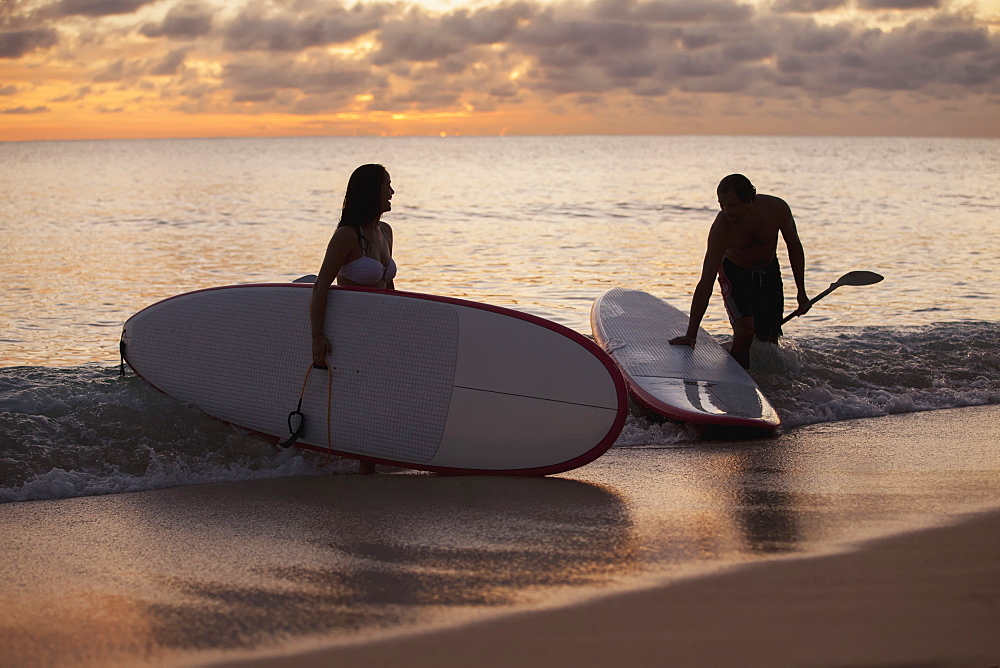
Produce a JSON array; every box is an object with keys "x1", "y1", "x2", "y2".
[
  {"x1": 122, "y1": 284, "x2": 627, "y2": 474},
  {"x1": 591, "y1": 288, "x2": 780, "y2": 432}
]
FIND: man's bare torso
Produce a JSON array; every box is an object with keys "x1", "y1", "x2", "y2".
[{"x1": 714, "y1": 194, "x2": 789, "y2": 269}]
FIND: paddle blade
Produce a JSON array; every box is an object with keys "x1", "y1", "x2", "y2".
[{"x1": 834, "y1": 271, "x2": 883, "y2": 287}]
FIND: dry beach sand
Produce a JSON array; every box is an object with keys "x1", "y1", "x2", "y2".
[{"x1": 1, "y1": 404, "x2": 999, "y2": 667}]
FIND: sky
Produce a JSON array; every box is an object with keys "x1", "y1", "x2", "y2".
[{"x1": 1, "y1": 0, "x2": 999, "y2": 140}]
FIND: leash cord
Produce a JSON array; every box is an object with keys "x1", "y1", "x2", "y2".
[{"x1": 279, "y1": 364, "x2": 332, "y2": 455}]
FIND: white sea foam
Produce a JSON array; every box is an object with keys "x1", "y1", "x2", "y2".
[
  {"x1": 610, "y1": 321, "x2": 1000, "y2": 442},
  {"x1": 4, "y1": 450, "x2": 336, "y2": 503},
  {"x1": 0, "y1": 366, "x2": 361, "y2": 502},
  {"x1": 1, "y1": 320, "x2": 997, "y2": 502}
]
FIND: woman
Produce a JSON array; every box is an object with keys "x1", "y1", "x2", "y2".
[{"x1": 310, "y1": 163, "x2": 396, "y2": 370}]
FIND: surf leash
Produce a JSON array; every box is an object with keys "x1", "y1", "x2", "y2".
[
  {"x1": 119, "y1": 330, "x2": 128, "y2": 377},
  {"x1": 279, "y1": 364, "x2": 333, "y2": 455}
]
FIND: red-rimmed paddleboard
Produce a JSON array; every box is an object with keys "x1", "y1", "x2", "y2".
[
  {"x1": 122, "y1": 284, "x2": 627, "y2": 474},
  {"x1": 591, "y1": 288, "x2": 780, "y2": 432}
]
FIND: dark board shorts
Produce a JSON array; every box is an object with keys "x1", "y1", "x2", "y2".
[{"x1": 718, "y1": 256, "x2": 784, "y2": 341}]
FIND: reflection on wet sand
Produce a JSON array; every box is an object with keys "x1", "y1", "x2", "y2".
[
  {"x1": 610, "y1": 440, "x2": 803, "y2": 569},
  {"x1": 0, "y1": 474, "x2": 637, "y2": 665},
  {"x1": 149, "y1": 476, "x2": 637, "y2": 653},
  {"x1": 729, "y1": 447, "x2": 801, "y2": 554},
  {"x1": 593, "y1": 406, "x2": 1000, "y2": 576},
  {"x1": 3, "y1": 407, "x2": 999, "y2": 668}
]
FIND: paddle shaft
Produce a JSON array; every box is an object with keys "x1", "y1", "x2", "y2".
[
  {"x1": 781, "y1": 270, "x2": 883, "y2": 325},
  {"x1": 781, "y1": 283, "x2": 838, "y2": 324}
]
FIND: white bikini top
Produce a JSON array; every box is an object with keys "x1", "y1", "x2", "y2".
[{"x1": 338, "y1": 255, "x2": 397, "y2": 286}]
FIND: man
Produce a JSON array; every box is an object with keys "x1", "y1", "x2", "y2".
[{"x1": 669, "y1": 174, "x2": 810, "y2": 368}]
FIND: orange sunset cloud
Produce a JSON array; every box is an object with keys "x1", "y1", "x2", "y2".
[{"x1": 2, "y1": 0, "x2": 999, "y2": 140}]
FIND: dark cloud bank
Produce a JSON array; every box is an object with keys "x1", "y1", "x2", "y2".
[{"x1": 3, "y1": 0, "x2": 999, "y2": 117}]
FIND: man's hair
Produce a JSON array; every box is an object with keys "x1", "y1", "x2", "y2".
[{"x1": 717, "y1": 174, "x2": 756, "y2": 203}]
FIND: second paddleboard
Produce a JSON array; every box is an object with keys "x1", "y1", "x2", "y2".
[{"x1": 591, "y1": 288, "x2": 780, "y2": 432}]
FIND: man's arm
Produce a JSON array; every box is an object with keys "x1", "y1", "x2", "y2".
[
  {"x1": 778, "y1": 204, "x2": 809, "y2": 315},
  {"x1": 669, "y1": 220, "x2": 727, "y2": 346}
]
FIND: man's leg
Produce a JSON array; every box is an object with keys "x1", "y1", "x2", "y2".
[
  {"x1": 752, "y1": 259, "x2": 784, "y2": 344},
  {"x1": 730, "y1": 316, "x2": 754, "y2": 369},
  {"x1": 718, "y1": 260, "x2": 754, "y2": 368},
  {"x1": 755, "y1": 329, "x2": 780, "y2": 345}
]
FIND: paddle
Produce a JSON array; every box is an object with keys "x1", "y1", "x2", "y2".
[{"x1": 782, "y1": 270, "x2": 884, "y2": 324}]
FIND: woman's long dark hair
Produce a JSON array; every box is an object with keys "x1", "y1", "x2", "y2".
[{"x1": 337, "y1": 163, "x2": 388, "y2": 255}]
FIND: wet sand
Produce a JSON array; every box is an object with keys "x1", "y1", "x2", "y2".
[
  {"x1": 228, "y1": 510, "x2": 1000, "y2": 667},
  {"x1": 1, "y1": 405, "x2": 999, "y2": 667}
]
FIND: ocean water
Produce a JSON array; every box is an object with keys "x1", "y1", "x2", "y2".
[{"x1": 1, "y1": 135, "x2": 998, "y2": 502}]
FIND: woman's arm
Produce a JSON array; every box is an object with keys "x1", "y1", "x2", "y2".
[
  {"x1": 382, "y1": 221, "x2": 395, "y2": 290},
  {"x1": 309, "y1": 228, "x2": 353, "y2": 367}
]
